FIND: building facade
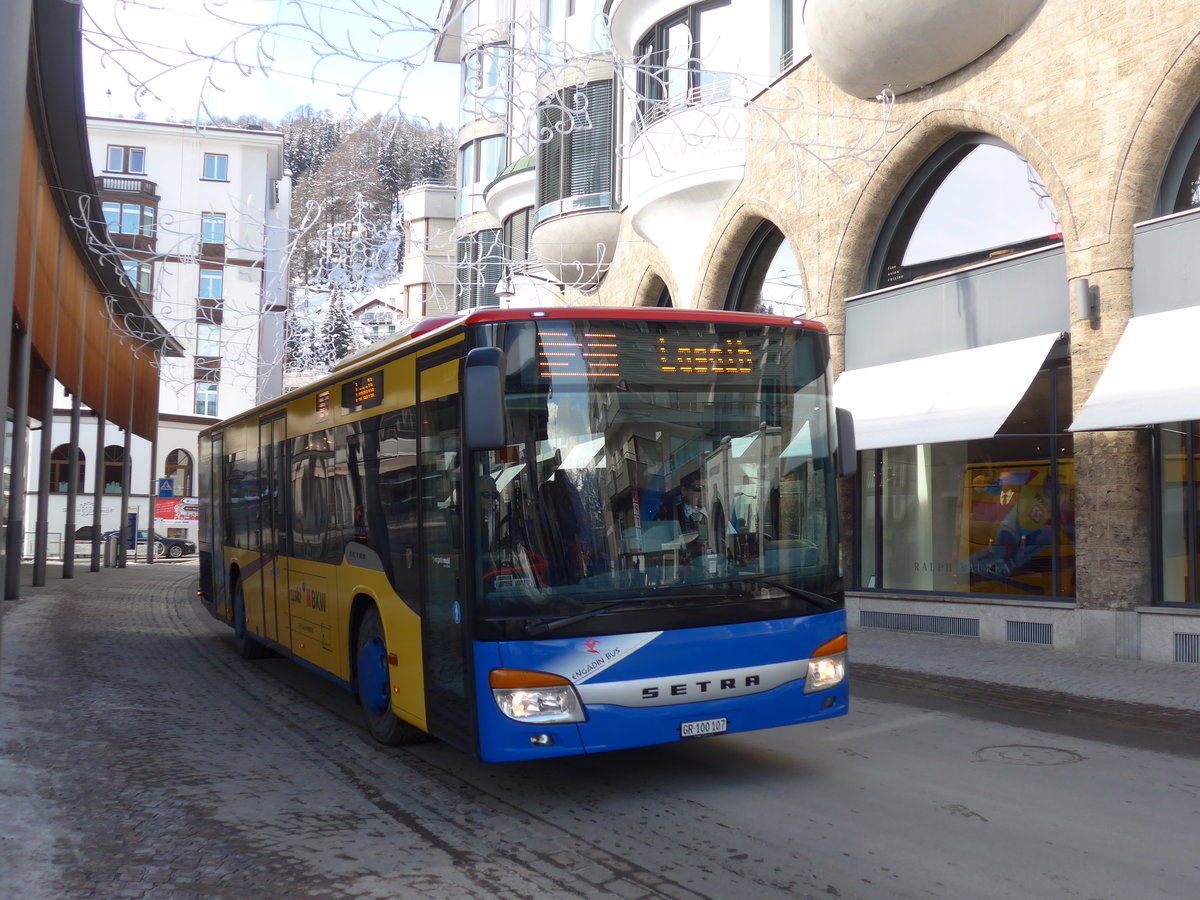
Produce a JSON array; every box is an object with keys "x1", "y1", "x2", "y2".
[{"x1": 432, "y1": 0, "x2": 1200, "y2": 663}]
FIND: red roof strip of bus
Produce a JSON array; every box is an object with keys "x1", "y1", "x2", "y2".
[{"x1": 449, "y1": 307, "x2": 828, "y2": 332}]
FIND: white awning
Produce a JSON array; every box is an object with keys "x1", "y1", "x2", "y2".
[
  {"x1": 834, "y1": 332, "x2": 1061, "y2": 450},
  {"x1": 1071, "y1": 306, "x2": 1200, "y2": 431}
]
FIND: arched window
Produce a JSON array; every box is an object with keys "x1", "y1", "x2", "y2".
[
  {"x1": 867, "y1": 135, "x2": 1061, "y2": 290},
  {"x1": 724, "y1": 221, "x2": 804, "y2": 316},
  {"x1": 103, "y1": 445, "x2": 126, "y2": 494},
  {"x1": 50, "y1": 445, "x2": 86, "y2": 493},
  {"x1": 1157, "y1": 101, "x2": 1200, "y2": 215},
  {"x1": 166, "y1": 449, "x2": 194, "y2": 497}
]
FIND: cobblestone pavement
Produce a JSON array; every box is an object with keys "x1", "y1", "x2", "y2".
[
  {"x1": 4, "y1": 563, "x2": 1198, "y2": 899},
  {"x1": 0, "y1": 563, "x2": 717, "y2": 900}
]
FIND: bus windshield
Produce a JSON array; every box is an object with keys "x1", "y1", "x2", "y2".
[{"x1": 472, "y1": 317, "x2": 842, "y2": 625}]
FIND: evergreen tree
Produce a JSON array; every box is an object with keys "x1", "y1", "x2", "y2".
[{"x1": 319, "y1": 292, "x2": 357, "y2": 362}]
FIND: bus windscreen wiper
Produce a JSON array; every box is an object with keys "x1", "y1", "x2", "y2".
[
  {"x1": 523, "y1": 597, "x2": 658, "y2": 637},
  {"x1": 661, "y1": 574, "x2": 839, "y2": 610}
]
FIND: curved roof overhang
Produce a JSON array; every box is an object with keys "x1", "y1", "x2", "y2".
[{"x1": 10, "y1": 0, "x2": 182, "y2": 441}]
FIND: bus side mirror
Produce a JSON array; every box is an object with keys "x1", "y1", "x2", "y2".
[
  {"x1": 835, "y1": 407, "x2": 856, "y2": 478},
  {"x1": 464, "y1": 347, "x2": 507, "y2": 450}
]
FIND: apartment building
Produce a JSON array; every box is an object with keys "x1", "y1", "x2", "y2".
[{"x1": 20, "y1": 118, "x2": 291, "y2": 550}]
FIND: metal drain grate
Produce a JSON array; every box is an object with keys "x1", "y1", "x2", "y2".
[
  {"x1": 1175, "y1": 633, "x2": 1200, "y2": 664},
  {"x1": 859, "y1": 611, "x2": 979, "y2": 638},
  {"x1": 1006, "y1": 620, "x2": 1053, "y2": 646}
]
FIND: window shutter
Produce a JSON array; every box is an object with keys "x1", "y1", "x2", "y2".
[
  {"x1": 568, "y1": 81, "x2": 613, "y2": 197},
  {"x1": 537, "y1": 103, "x2": 565, "y2": 206}
]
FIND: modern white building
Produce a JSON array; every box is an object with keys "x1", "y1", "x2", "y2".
[{"x1": 19, "y1": 118, "x2": 291, "y2": 552}]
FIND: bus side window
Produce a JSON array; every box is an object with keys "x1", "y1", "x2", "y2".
[
  {"x1": 291, "y1": 432, "x2": 333, "y2": 562},
  {"x1": 369, "y1": 410, "x2": 421, "y2": 604}
]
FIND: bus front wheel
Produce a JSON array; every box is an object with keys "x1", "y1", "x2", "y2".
[{"x1": 356, "y1": 607, "x2": 427, "y2": 746}]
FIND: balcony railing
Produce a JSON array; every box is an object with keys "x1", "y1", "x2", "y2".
[{"x1": 99, "y1": 175, "x2": 158, "y2": 198}]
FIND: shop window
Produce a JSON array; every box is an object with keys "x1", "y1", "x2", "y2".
[
  {"x1": 50, "y1": 445, "x2": 86, "y2": 493},
  {"x1": 866, "y1": 135, "x2": 1061, "y2": 289},
  {"x1": 724, "y1": 221, "x2": 804, "y2": 316},
  {"x1": 103, "y1": 445, "x2": 126, "y2": 495},
  {"x1": 858, "y1": 363, "x2": 1075, "y2": 598},
  {"x1": 1157, "y1": 422, "x2": 1200, "y2": 605},
  {"x1": 166, "y1": 449, "x2": 193, "y2": 497}
]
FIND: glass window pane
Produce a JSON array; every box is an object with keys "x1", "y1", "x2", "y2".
[
  {"x1": 1160, "y1": 424, "x2": 1195, "y2": 604},
  {"x1": 758, "y1": 239, "x2": 804, "y2": 316},
  {"x1": 196, "y1": 384, "x2": 218, "y2": 416},
  {"x1": 873, "y1": 436, "x2": 1073, "y2": 597},
  {"x1": 197, "y1": 324, "x2": 221, "y2": 356},
  {"x1": 460, "y1": 143, "x2": 475, "y2": 186},
  {"x1": 903, "y1": 144, "x2": 1060, "y2": 266},
  {"x1": 107, "y1": 146, "x2": 124, "y2": 172},
  {"x1": 120, "y1": 204, "x2": 140, "y2": 234},
  {"x1": 202, "y1": 214, "x2": 225, "y2": 243},
  {"x1": 103, "y1": 202, "x2": 121, "y2": 232},
  {"x1": 859, "y1": 449, "x2": 878, "y2": 588},
  {"x1": 203, "y1": 154, "x2": 228, "y2": 180},
  {"x1": 477, "y1": 136, "x2": 505, "y2": 183},
  {"x1": 199, "y1": 269, "x2": 223, "y2": 299},
  {"x1": 128, "y1": 148, "x2": 145, "y2": 174},
  {"x1": 664, "y1": 20, "x2": 691, "y2": 104},
  {"x1": 696, "y1": 4, "x2": 734, "y2": 98}
]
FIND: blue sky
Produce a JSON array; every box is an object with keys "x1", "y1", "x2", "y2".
[{"x1": 81, "y1": 0, "x2": 459, "y2": 126}]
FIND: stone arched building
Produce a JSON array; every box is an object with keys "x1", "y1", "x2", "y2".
[{"x1": 437, "y1": 0, "x2": 1200, "y2": 662}]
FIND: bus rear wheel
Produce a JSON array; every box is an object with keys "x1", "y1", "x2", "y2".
[
  {"x1": 232, "y1": 580, "x2": 269, "y2": 660},
  {"x1": 356, "y1": 607, "x2": 427, "y2": 746}
]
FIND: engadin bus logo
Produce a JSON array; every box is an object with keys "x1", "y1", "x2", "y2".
[
  {"x1": 289, "y1": 582, "x2": 327, "y2": 613},
  {"x1": 542, "y1": 632, "x2": 661, "y2": 685}
]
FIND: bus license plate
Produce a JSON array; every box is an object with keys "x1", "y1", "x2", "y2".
[{"x1": 680, "y1": 717, "x2": 727, "y2": 738}]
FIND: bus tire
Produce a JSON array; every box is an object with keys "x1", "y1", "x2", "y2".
[
  {"x1": 356, "y1": 607, "x2": 427, "y2": 746},
  {"x1": 232, "y1": 579, "x2": 269, "y2": 660}
]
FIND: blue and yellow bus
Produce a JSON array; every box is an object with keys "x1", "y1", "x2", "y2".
[{"x1": 197, "y1": 307, "x2": 856, "y2": 761}]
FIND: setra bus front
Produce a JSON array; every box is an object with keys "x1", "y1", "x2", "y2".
[{"x1": 461, "y1": 310, "x2": 855, "y2": 761}]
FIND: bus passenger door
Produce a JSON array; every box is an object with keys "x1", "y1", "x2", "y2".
[
  {"x1": 257, "y1": 415, "x2": 287, "y2": 646},
  {"x1": 417, "y1": 360, "x2": 476, "y2": 752}
]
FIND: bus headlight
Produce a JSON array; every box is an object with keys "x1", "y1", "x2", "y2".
[
  {"x1": 804, "y1": 633, "x2": 848, "y2": 693},
  {"x1": 490, "y1": 669, "x2": 586, "y2": 724}
]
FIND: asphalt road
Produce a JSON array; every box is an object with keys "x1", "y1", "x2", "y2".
[{"x1": 2, "y1": 563, "x2": 1198, "y2": 899}]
